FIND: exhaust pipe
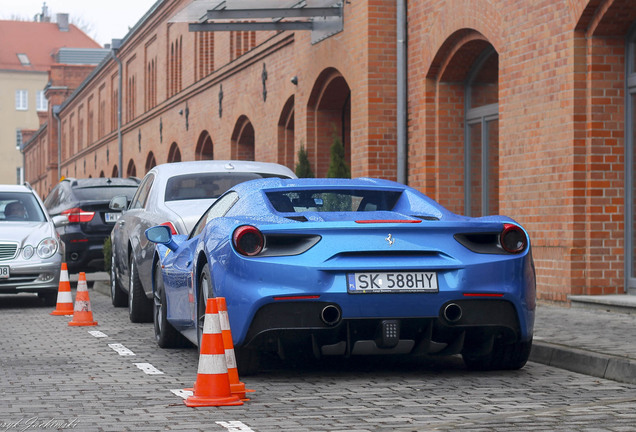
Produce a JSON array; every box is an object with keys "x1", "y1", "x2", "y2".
[
  {"x1": 320, "y1": 305, "x2": 341, "y2": 326},
  {"x1": 70, "y1": 252, "x2": 79, "y2": 261},
  {"x1": 443, "y1": 303, "x2": 462, "y2": 323}
]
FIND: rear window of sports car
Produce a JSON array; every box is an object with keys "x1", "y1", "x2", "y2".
[
  {"x1": 265, "y1": 189, "x2": 403, "y2": 213},
  {"x1": 165, "y1": 172, "x2": 290, "y2": 202}
]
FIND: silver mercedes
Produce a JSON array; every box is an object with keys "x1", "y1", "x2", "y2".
[{"x1": 0, "y1": 184, "x2": 63, "y2": 305}]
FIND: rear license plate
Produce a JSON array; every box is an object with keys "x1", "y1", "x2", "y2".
[
  {"x1": 105, "y1": 213, "x2": 120, "y2": 223},
  {"x1": 347, "y1": 271, "x2": 438, "y2": 293},
  {"x1": 0, "y1": 266, "x2": 9, "y2": 279}
]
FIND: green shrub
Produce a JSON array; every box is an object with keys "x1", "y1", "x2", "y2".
[
  {"x1": 295, "y1": 145, "x2": 314, "y2": 178},
  {"x1": 103, "y1": 236, "x2": 112, "y2": 273}
]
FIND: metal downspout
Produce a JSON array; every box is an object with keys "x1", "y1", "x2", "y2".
[
  {"x1": 397, "y1": 0, "x2": 407, "y2": 184},
  {"x1": 53, "y1": 105, "x2": 61, "y2": 181},
  {"x1": 113, "y1": 49, "x2": 123, "y2": 178}
]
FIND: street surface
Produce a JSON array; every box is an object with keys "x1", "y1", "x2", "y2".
[{"x1": 1, "y1": 287, "x2": 635, "y2": 432}]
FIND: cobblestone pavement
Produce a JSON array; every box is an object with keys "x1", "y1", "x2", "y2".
[{"x1": 0, "y1": 288, "x2": 635, "y2": 432}]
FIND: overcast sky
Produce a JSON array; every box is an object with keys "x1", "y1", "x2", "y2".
[{"x1": 0, "y1": 0, "x2": 159, "y2": 46}]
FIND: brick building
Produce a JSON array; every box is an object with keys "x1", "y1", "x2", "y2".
[{"x1": 22, "y1": 0, "x2": 636, "y2": 301}]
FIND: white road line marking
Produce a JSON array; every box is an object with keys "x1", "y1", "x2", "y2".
[
  {"x1": 133, "y1": 363, "x2": 164, "y2": 375},
  {"x1": 108, "y1": 343, "x2": 136, "y2": 356},
  {"x1": 88, "y1": 330, "x2": 108, "y2": 338},
  {"x1": 170, "y1": 389, "x2": 193, "y2": 399},
  {"x1": 216, "y1": 421, "x2": 256, "y2": 432}
]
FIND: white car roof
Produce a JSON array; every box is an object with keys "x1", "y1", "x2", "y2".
[{"x1": 148, "y1": 160, "x2": 297, "y2": 178}]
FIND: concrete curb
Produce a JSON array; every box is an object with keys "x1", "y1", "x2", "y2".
[{"x1": 530, "y1": 341, "x2": 636, "y2": 385}]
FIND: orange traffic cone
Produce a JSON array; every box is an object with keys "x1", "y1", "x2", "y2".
[
  {"x1": 68, "y1": 272, "x2": 98, "y2": 327},
  {"x1": 50, "y1": 263, "x2": 74, "y2": 316},
  {"x1": 216, "y1": 297, "x2": 253, "y2": 400},
  {"x1": 185, "y1": 298, "x2": 243, "y2": 407}
]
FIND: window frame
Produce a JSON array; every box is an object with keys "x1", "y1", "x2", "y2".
[{"x1": 15, "y1": 89, "x2": 28, "y2": 111}]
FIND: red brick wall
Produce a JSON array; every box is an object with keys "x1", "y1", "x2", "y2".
[{"x1": 22, "y1": 0, "x2": 636, "y2": 300}]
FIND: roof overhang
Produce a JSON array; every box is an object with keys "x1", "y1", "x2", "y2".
[{"x1": 171, "y1": 0, "x2": 343, "y2": 43}]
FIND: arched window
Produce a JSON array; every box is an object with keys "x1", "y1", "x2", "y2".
[{"x1": 464, "y1": 47, "x2": 499, "y2": 216}]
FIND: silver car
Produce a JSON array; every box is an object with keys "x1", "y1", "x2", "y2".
[
  {"x1": 109, "y1": 160, "x2": 297, "y2": 322},
  {"x1": 0, "y1": 184, "x2": 63, "y2": 305}
]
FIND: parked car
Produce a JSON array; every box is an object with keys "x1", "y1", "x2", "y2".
[
  {"x1": 0, "y1": 184, "x2": 63, "y2": 305},
  {"x1": 44, "y1": 177, "x2": 140, "y2": 274},
  {"x1": 109, "y1": 160, "x2": 297, "y2": 323},
  {"x1": 146, "y1": 177, "x2": 536, "y2": 374}
]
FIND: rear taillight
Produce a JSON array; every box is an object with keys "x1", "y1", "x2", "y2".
[
  {"x1": 233, "y1": 225, "x2": 264, "y2": 256},
  {"x1": 500, "y1": 224, "x2": 527, "y2": 254},
  {"x1": 160, "y1": 221, "x2": 178, "y2": 235},
  {"x1": 61, "y1": 207, "x2": 95, "y2": 223}
]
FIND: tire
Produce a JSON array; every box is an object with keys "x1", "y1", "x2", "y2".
[
  {"x1": 197, "y1": 264, "x2": 213, "y2": 348},
  {"x1": 463, "y1": 337, "x2": 533, "y2": 371},
  {"x1": 39, "y1": 292, "x2": 57, "y2": 307},
  {"x1": 235, "y1": 347, "x2": 260, "y2": 376},
  {"x1": 153, "y1": 261, "x2": 185, "y2": 348},
  {"x1": 128, "y1": 254, "x2": 152, "y2": 323},
  {"x1": 110, "y1": 252, "x2": 127, "y2": 307}
]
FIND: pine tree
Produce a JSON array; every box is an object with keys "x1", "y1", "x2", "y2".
[
  {"x1": 295, "y1": 145, "x2": 314, "y2": 178},
  {"x1": 326, "y1": 134, "x2": 350, "y2": 178}
]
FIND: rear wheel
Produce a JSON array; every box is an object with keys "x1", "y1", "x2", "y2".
[
  {"x1": 197, "y1": 264, "x2": 213, "y2": 348},
  {"x1": 128, "y1": 255, "x2": 152, "y2": 323},
  {"x1": 235, "y1": 347, "x2": 260, "y2": 376},
  {"x1": 153, "y1": 261, "x2": 185, "y2": 348},
  {"x1": 463, "y1": 337, "x2": 533, "y2": 371},
  {"x1": 110, "y1": 252, "x2": 127, "y2": 307}
]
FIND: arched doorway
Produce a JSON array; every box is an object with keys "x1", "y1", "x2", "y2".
[
  {"x1": 126, "y1": 159, "x2": 137, "y2": 177},
  {"x1": 278, "y1": 96, "x2": 295, "y2": 169},
  {"x1": 111, "y1": 165, "x2": 119, "y2": 178},
  {"x1": 145, "y1": 151, "x2": 157, "y2": 172},
  {"x1": 195, "y1": 131, "x2": 214, "y2": 160},
  {"x1": 231, "y1": 115, "x2": 255, "y2": 161},
  {"x1": 426, "y1": 31, "x2": 498, "y2": 216},
  {"x1": 307, "y1": 68, "x2": 351, "y2": 177},
  {"x1": 168, "y1": 142, "x2": 182, "y2": 163}
]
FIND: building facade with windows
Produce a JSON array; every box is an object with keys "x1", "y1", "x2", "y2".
[
  {"x1": 0, "y1": 16, "x2": 101, "y2": 185},
  {"x1": 22, "y1": 0, "x2": 636, "y2": 301}
]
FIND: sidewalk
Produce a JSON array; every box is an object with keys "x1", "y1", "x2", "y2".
[
  {"x1": 86, "y1": 271, "x2": 636, "y2": 384},
  {"x1": 531, "y1": 296, "x2": 636, "y2": 385}
]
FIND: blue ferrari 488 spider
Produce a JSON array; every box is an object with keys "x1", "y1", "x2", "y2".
[{"x1": 146, "y1": 178, "x2": 535, "y2": 374}]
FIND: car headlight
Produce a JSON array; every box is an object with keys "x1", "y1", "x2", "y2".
[
  {"x1": 37, "y1": 238, "x2": 58, "y2": 259},
  {"x1": 22, "y1": 245, "x2": 34, "y2": 260}
]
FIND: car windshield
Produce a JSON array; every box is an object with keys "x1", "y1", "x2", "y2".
[
  {"x1": 73, "y1": 186, "x2": 138, "y2": 201},
  {"x1": 165, "y1": 172, "x2": 288, "y2": 202},
  {"x1": 265, "y1": 189, "x2": 403, "y2": 213},
  {"x1": 0, "y1": 192, "x2": 46, "y2": 222}
]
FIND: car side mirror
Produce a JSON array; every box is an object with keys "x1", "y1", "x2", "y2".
[
  {"x1": 51, "y1": 215, "x2": 68, "y2": 227},
  {"x1": 109, "y1": 195, "x2": 128, "y2": 211},
  {"x1": 145, "y1": 225, "x2": 179, "y2": 251}
]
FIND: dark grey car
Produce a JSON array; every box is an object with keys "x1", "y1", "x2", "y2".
[{"x1": 109, "y1": 160, "x2": 296, "y2": 323}]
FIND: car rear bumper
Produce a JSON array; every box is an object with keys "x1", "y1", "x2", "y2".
[
  {"x1": 0, "y1": 258, "x2": 61, "y2": 294},
  {"x1": 60, "y1": 231, "x2": 108, "y2": 272},
  {"x1": 239, "y1": 298, "x2": 526, "y2": 357}
]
